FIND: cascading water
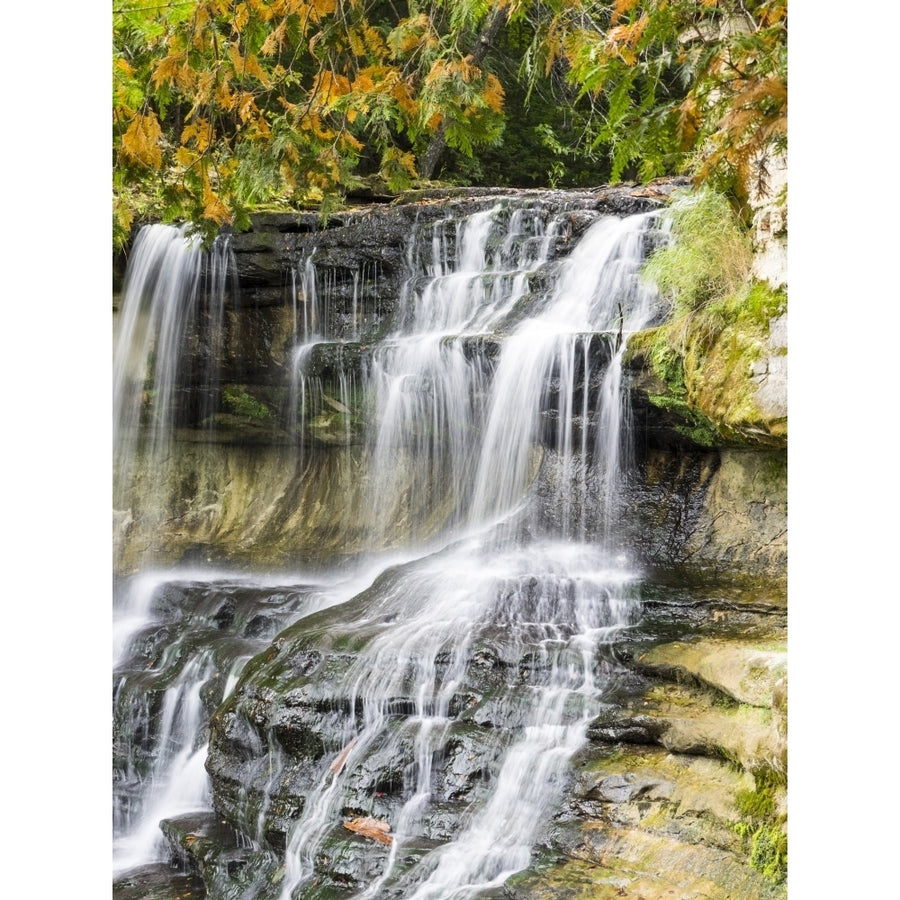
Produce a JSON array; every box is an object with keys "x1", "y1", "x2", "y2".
[
  {"x1": 112, "y1": 565, "x2": 405, "y2": 877},
  {"x1": 113, "y1": 223, "x2": 237, "y2": 535},
  {"x1": 287, "y1": 249, "x2": 381, "y2": 455},
  {"x1": 113, "y1": 194, "x2": 668, "y2": 899}
]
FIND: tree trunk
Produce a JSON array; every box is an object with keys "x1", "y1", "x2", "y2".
[
  {"x1": 417, "y1": 9, "x2": 506, "y2": 180},
  {"x1": 418, "y1": 122, "x2": 447, "y2": 182}
]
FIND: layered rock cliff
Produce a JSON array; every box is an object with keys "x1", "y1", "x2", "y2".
[{"x1": 113, "y1": 180, "x2": 786, "y2": 579}]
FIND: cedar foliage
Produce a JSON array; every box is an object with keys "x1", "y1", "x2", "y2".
[{"x1": 113, "y1": 0, "x2": 786, "y2": 247}]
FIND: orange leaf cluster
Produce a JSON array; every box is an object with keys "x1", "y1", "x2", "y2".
[{"x1": 121, "y1": 112, "x2": 164, "y2": 169}]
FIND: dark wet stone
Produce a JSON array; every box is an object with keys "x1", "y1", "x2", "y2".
[
  {"x1": 586, "y1": 710, "x2": 670, "y2": 745},
  {"x1": 160, "y1": 812, "x2": 283, "y2": 899},
  {"x1": 113, "y1": 863, "x2": 206, "y2": 900}
]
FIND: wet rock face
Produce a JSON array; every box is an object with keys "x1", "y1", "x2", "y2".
[
  {"x1": 507, "y1": 587, "x2": 787, "y2": 900},
  {"x1": 117, "y1": 184, "x2": 687, "y2": 442},
  {"x1": 188, "y1": 568, "x2": 787, "y2": 900},
  {"x1": 225, "y1": 182, "x2": 684, "y2": 290},
  {"x1": 219, "y1": 184, "x2": 680, "y2": 345},
  {"x1": 204, "y1": 615, "x2": 518, "y2": 857},
  {"x1": 116, "y1": 180, "x2": 786, "y2": 577},
  {"x1": 113, "y1": 862, "x2": 207, "y2": 900},
  {"x1": 115, "y1": 566, "x2": 786, "y2": 900},
  {"x1": 533, "y1": 445, "x2": 787, "y2": 577},
  {"x1": 114, "y1": 429, "x2": 786, "y2": 578}
]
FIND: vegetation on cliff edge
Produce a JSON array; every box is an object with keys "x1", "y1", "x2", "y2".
[
  {"x1": 633, "y1": 187, "x2": 786, "y2": 445},
  {"x1": 114, "y1": 0, "x2": 787, "y2": 248}
]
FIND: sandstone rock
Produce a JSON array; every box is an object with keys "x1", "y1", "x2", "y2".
[{"x1": 639, "y1": 638, "x2": 787, "y2": 707}]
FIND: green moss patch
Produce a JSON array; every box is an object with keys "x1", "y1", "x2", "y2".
[
  {"x1": 223, "y1": 385, "x2": 273, "y2": 420},
  {"x1": 635, "y1": 189, "x2": 787, "y2": 446},
  {"x1": 733, "y1": 770, "x2": 787, "y2": 884}
]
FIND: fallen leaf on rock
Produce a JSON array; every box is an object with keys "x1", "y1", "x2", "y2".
[{"x1": 343, "y1": 816, "x2": 393, "y2": 845}]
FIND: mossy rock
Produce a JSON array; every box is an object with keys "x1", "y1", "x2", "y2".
[
  {"x1": 631, "y1": 187, "x2": 788, "y2": 450},
  {"x1": 507, "y1": 741, "x2": 786, "y2": 900},
  {"x1": 638, "y1": 638, "x2": 787, "y2": 708}
]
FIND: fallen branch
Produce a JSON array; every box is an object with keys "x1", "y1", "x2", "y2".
[{"x1": 330, "y1": 737, "x2": 358, "y2": 774}]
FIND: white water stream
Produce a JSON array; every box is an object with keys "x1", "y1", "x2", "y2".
[
  {"x1": 113, "y1": 224, "x2": 236, "y2": 520},
  {"x1": 113, "y1": 196, "x2": 665, "y2": 898}
]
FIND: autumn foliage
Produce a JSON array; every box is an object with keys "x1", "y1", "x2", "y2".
[{"x1": 113, "y1": 0, "x2": 786, "y2": 246}]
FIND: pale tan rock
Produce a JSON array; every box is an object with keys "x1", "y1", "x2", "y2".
[{"x1": 641, "y1": 639, "x2": 787, "y2": 707}]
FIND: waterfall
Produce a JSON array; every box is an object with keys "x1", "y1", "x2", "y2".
[
  {"x1": 113, "y1": 224, "x2": 237, "y2": 565},
  {"x1": 359, "y1": 203, "x2": 658, "y2": 547},
  {"x1": 112, "y1": 566, "x2": 394, "y2": 876},
  {"x1": 263, "y1": 204, "x2": 659, "y2": 899},
  {"x1": 269, "y1": 538, "x2": 641, "y2": 900},
  {"x1": 113, "y1": 194, "x2": 667, "y2": 898}
]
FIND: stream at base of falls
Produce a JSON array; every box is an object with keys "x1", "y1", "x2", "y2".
[{"x1": 113, "y1": 192, "x2": 783, "y2": 899}]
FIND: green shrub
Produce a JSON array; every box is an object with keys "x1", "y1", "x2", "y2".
[
  {"x1": 643, "y1": 189, "x2": 752, "y2": 313},
  {"x1": 635, "y1": 188, "x2": 786, "y2": 444}
]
